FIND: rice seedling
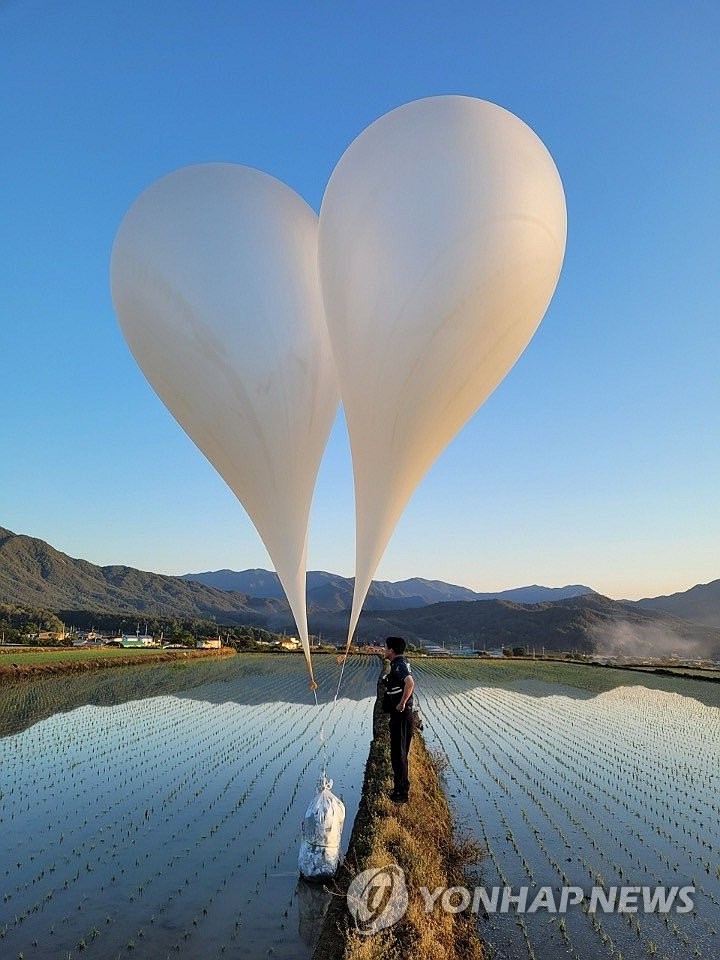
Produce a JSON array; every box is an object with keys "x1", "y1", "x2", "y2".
[
  {"x1": 0, "y1": 655, "x2": 377, "y2": 959},
  {"x1": 415, "y1": 658, "x2": 720, "y2": 960}
]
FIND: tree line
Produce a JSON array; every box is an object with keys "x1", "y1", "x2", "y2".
[{"x1": 0, "y1": 604, "x2": 292, "y2": 649}]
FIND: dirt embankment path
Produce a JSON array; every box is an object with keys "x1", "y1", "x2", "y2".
[
  {"x1": 0, "y1": 647, "x2": 235, "y2": 681},
  {"x1": 311, "y1": 672, "x2": 485, "y2": 960}
]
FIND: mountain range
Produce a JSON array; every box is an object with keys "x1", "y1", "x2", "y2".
[
  {"x1": 181, "y1": 567, "x2": 594, "y2": 610},
  {"x1": 2, "y1": 525, "x2": 720, "y2": 657},
  {"x1": 0, "y1": 526, "x2": 282, "y2": 622},
  {"x1": 635, "y1": 581, "x2": 720, "y2": 629},
  {"x1": 350, "y1": 594, "x2": 720, "y2": 659}
]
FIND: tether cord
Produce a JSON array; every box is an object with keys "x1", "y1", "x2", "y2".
[
  {"x1": 310, "y1": 673, "x2": 332, "y2": 776},
  {"x1": 333, "y1": 645, "x2": 352, "y2": 704},
  {"x1": 307, "y1": 632, "x2": 361, "y2": 779},
  {"x1": 312, "y1": 640, "x2": 354, "y2": 778}
]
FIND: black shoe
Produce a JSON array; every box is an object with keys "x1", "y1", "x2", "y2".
[{"x1": 388, "y1": 790, "x2": 409, "y2": 802}]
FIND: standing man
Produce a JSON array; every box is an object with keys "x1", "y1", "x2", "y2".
[{"x1": 383, "y1": 636, "x2": 415, "y2": 802}]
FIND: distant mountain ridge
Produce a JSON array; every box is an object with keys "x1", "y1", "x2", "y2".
[
  {"x1": 348, "y1": 594, "x2": 720, "y2": 659},
  {"x1": 633, "y1": 580, "x2": 720, "y2": 629},
  {"x1": 2, "y1": 525, "x2": 720, "y2": 658},
  {"x1": 181, "y1": 568, "x2": 594, "y2": 609},
  {"x1": 0, "y1": 526, "x2": 280, "y2": 623}
]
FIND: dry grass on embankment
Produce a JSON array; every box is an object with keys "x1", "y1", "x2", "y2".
[
  {"x1": 312, "y1": 690, "x2": 485, "y2": 960},
  {"x1": 0, "y1": 646, "x2": 235, "y2": 680}
]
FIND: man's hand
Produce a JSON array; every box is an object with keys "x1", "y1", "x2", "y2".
[{"x1": 398, "y1": 674, "x2": 414, "y2": 711}]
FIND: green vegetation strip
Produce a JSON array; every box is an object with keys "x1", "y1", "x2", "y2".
[
  {"x1": 0, "y1": 645, "x2": 234, "y2": 678},
  {"x1": 312, "y1": 683, "x2": 484, "y2": 960}
]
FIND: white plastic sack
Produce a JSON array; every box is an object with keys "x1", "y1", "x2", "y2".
[{"x1": 298, "y1": 774, "x2": 345, "y2": 881}]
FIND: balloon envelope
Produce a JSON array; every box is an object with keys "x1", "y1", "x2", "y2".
[
  {"x1": 111, "y1": 164, "x2": 338, "y2": 681},
  {"x1": 318, "y1": 96, "x2": 567, "y2": 643}
]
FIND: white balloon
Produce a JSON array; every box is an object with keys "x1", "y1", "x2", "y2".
[
  {"x1": 318, "y1": 96, "x2": 567, "y2": 645},
  {"x1": 111, "y1": 164, "x2": 338, "y2": 685}
]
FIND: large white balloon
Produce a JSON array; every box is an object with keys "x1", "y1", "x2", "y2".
[
  {"x1": 318, "y1": 96, "x2": 567, "y2": 645},
  {"x1": 111, "y1": 164, "x2": 338, "y2": 685}
]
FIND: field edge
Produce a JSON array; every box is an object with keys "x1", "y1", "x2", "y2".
[
  {"x1": 0, "y1": 646, "x2": 235, "y2": 680},
  {"x1": 311, "y1": 671, "x2": 486, "y2": 960}
]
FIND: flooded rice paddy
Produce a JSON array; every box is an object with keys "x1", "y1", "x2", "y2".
[
  {"x1": 0, "y1": 654, "x2": 378, "y2": 960},
  {"x1": 2, "y1": 654, "x2": 719, "y2": 960},
  {"x1": 416, "y1": 659, "x2": 720, "y2": 960}
]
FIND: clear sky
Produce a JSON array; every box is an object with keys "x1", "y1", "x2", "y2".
[{"x1": 2, "y1": 0, "x2": 718, "y2": 601}]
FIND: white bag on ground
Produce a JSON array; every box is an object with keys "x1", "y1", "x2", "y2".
[{"x1": 298, "y1": 774, "x2": 345, "y2": 881}]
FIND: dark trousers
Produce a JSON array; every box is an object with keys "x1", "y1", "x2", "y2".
[{"x1": 389, "y1": 708, "x2": 414, "y2": 796}]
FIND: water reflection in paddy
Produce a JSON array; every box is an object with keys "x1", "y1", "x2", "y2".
[
  {"x1": 0, "y1": 654, "x2": 378, "y2": 960},
  {"x1": 417, "y1": 660, "x2": 720, "y2": 960}
]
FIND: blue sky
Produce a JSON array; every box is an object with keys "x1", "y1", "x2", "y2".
[{"x1": 2, "y1": 0, "x2": 718, "y2": 600}]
